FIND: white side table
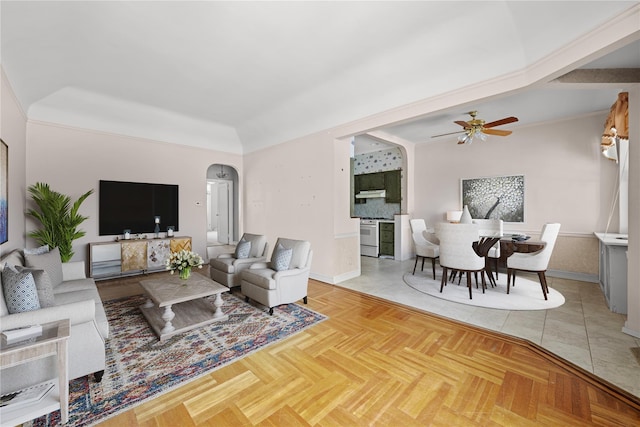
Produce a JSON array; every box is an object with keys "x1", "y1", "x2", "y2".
[{"x1": 0, "y1": 319, "x2": 70, "y2": 425}]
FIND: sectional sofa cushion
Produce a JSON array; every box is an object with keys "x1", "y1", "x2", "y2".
[{"x1": 24, "y1": 247, "x2": 64, "y2": 287}]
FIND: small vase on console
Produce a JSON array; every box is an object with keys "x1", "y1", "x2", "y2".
[{"x1": 459, "y1": 205, "x2": 472, "y2": 224}]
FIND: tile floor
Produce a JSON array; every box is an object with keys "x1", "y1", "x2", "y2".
[{"x1": 337, "y1": 256, "x2": 640, "y2": 398}]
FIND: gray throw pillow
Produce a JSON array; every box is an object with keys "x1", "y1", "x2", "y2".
[
  {"x1": 16, "y1": 266, "x2": 55, "y2": 308},
  {"x1": 1, "y1": 264, "x2": 41, "y2": 313},
  {"x1": 234, "y1": 239, "x2": 252, "y2": 259},
  {"x1": 270, "y1": 243, "x2": 293, "y2": 272},
  {"x1": 23, "y1": 244, "x2": 50, "y2": 255},
  {"x1": 24, "y1": 247, "x2": 63, "y2": 287}
]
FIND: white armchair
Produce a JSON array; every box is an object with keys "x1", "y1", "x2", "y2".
[
  {"x1": 409, "y1": 219, "x2": 439, "y2": 279},
  {"x1": 507, "y1": 223, "x2": 561, "y2": 300},
  {"x1": 241, "y1": 238, "x2": 312, "y2": 315},
  {"x1": 436, "y1": 222, "x2": 486, "y2": 299},
  {"x1": 209, "y1": 233, "x2": 269, "y2": 288}
]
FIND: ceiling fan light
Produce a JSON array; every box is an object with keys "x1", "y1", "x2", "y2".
[{"x1": 478, "y1": 132, "x2": 487, "y2": 142}]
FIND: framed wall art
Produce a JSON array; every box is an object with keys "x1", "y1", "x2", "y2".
[
  {"x1": 1, "y1": 139, "x2": 7, "y2": 244},
  {"x1": 461, "y1": 175, "x2": 524, "y2": 223}
]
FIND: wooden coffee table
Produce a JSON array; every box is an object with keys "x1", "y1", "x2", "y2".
[{"x1": 139, "y1": 271, "x2": 229, "y2": 341}]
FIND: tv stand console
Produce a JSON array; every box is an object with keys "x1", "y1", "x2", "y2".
[{"x1": 89, "y1": 236, "x2": 192, "y2": 280}]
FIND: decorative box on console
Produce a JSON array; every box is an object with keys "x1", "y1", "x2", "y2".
[{"x1": 89, "y1": 236, "x2": 191, "y2": 280}]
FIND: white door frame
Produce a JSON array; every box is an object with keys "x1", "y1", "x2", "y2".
[{"x1": 208, "y1": 179, "x2": 234, "y2": 245}]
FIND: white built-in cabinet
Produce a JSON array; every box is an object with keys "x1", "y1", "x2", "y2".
[
  {"x1": 89, "y1": 236, "x2": 191, "y2": 280},
  {"x1": 595, "y1": 232, "x2": 628, "y2": 314}
]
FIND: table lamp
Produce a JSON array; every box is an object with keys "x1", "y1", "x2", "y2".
[{"x1": 446, "y1": 210, "x2": 462, "y2": 223}]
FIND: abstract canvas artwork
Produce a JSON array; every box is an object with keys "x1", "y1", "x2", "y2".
[
  {"x1": 461, "y1": 175, "x2": 524, "y2": 223},
  {"x1": 0, "y1": 139, "x2": 7, "y2": 244}
]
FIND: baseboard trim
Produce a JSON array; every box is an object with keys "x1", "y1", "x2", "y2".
[
  {"x1": 310, "y1": 269, "x2": 360, "y2": 285},
  {"x1": 622, "y1": 325, "x2": 640, "y2": 339},
  {"x1": 546, "y1": 269, "x2": 599, "y2": 284}
]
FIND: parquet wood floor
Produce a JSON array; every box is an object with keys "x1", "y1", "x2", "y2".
[{"x1": 96, "y1": 276, "x2": 640, "y2": 426}]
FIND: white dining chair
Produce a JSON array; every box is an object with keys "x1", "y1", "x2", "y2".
[
  {"x1": 435, "y1": 222, "x2": 486, "y2": 299},
  {"x1": 472, "y1": 218, "x2": 503, "y2": 283},
  {"x1": 410, "y1": 219, "x2": 439, "y2": 279},
  {"x1": 507, "y1": 223, "x2": 561, "y2": 300}
]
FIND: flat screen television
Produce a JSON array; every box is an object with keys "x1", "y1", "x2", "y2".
[{"x1": 99, "y1": 180, "x2": 179, "y2": 236}]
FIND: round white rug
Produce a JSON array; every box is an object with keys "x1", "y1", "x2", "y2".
[{"x1": 403, "y1": 271, "x2": 565, "y2": 310}]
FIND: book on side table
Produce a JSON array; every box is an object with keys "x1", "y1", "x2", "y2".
[
  {"x1": 0, "y1": 319, "x2": 70, "y2": 425},
  {"x1": 0, "y1": 381, "x2": 55, "y2": 410},
  {"x1": 1, "y1": 325, "x2": 43, "y2": 345}
]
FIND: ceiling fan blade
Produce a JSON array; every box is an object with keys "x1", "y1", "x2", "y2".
[
  {"x1": 431, "y1": 130, "x2": 465, "y2": 138},
  {"x1": 454, "y1": 120, "x2": 470, "y2": 128},
  {"x1": 482, "y1": 128, "x2": 512, "y2": 136},
  {"x1": 483, "y1": 116, "x2": 518, "y2": 128}
]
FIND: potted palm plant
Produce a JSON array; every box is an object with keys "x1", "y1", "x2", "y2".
[{"x1": 26, "y1": 182, "x2": 94, "y2": 262}]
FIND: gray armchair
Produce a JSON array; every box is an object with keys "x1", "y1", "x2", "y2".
[
  {"x1": 241, "y1": 238, "x2": 312, "y2": 315},
  {"x1": 209, "y1": 233, "x2": 269, "y2": 288}
]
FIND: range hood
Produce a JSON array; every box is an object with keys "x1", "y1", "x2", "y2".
[{"x1": 355, "y1": 189, "x2": 386, "y2": 199}]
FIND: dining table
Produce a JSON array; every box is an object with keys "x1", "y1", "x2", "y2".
[{"x1": 472, "y1": 234, "x2": 545, "y2": 287}]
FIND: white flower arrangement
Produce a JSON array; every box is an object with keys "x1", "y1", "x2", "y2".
[{"x1": 166, "y1": 250, "x2": 204, "y2": 274}]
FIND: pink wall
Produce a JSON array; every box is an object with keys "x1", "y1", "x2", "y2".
[
  {"x1": 243, "y1": 131, "x2": 356, "y2": 282},
  {"x1": 25, "y1": 122, "x2": 242, "y2": 261},
  {"x1": 2, "y1": 57, "x2": 629, "y2": 287},
  {"x1": 0, "y1": 70, "x2": 28, "y2": 253},
  {"x1": 412, "y1": 113, "x2": 618, "y2": 235}
]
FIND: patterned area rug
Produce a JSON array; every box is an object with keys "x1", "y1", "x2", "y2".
[{"x1": 32, "y1": 293, "x2": 327, "y2": 426}]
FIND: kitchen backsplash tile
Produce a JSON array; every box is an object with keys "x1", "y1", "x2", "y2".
[
  {"x1": 354, "y1": 197, "x2": 400, "y2": 219},
  {"x1": 354, "y1": 147, "x2": 403, "y2": 175}
]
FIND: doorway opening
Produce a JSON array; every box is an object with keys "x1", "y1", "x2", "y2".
[{"x1": 206, "y1": 164, "x2": 239, "y2": 257}]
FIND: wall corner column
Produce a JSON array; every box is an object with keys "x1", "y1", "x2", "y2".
[{"x1": 623, "y1": 84, "x2": 640, "y2": 338}]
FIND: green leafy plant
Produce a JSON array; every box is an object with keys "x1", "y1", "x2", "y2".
[{"x1": 26, "y1": 182, "x2": 94, "y2": 262}]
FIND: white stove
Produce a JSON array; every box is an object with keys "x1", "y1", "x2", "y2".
[{"x1": 360, "y1": 219, "x2": 379, "y2": 257}]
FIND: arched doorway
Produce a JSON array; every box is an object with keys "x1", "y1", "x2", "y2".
[{"x1": 206, "y1": 164, "x2": 239, "y2": 256}]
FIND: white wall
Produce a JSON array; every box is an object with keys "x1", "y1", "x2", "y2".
[
  {"x1": 18, "y1": 111, "x2": 619, "y2": 281},
  {"x1": 413, "y1": 114, "x2": 617, "y2": 232},
  {"x1": 243, "y1": 132, "x2": 359, "y2": 283},
  {"x1": 24, "y1": 121, "x2": 243, "y2": 262},
  {"x1": 411, "y1": 113, "x2": 618, "y2": 276},
  {"x1": 0, "y1": 69, "x2": 27, "y2": 254},
  {"x1": 624, "y1": 85, "x2": 640, "y2": 338}
]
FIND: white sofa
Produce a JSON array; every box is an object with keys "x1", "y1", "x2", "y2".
[{"x1": 0, "y1": 249, "x2": 109, "y2": 394}]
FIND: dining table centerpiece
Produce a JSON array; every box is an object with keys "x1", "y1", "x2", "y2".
[{"x1": 166, "y1": 249, "x2": 204, "y2": 280}]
